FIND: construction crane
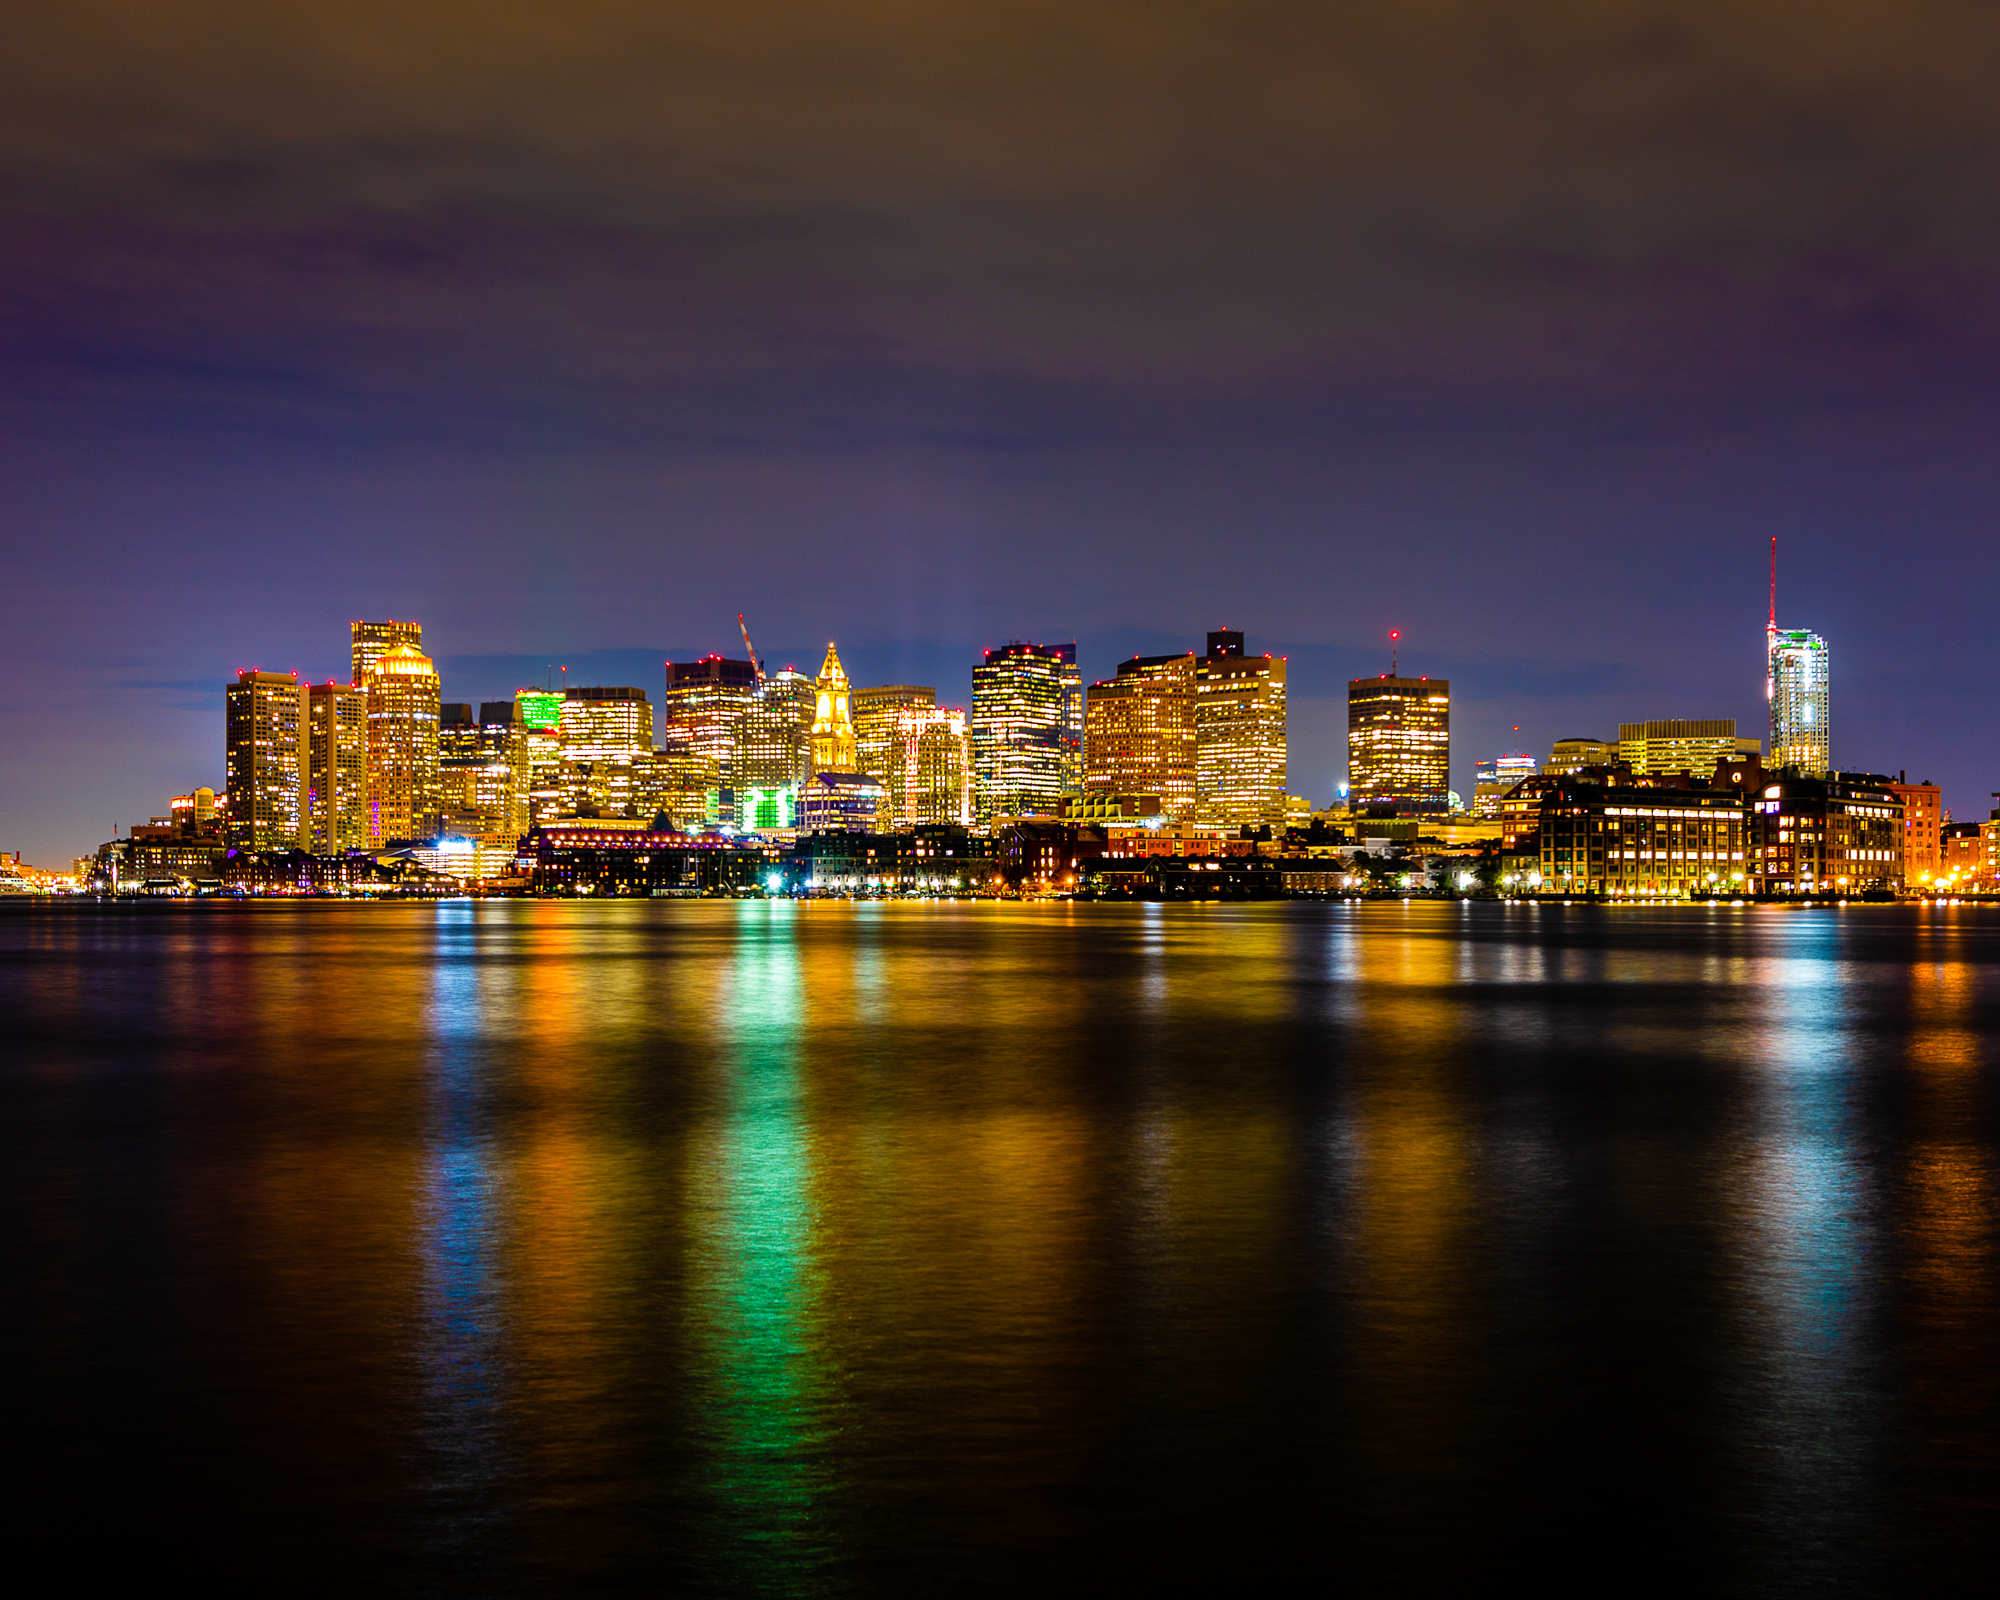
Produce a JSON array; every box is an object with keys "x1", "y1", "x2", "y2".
[{"x1": 737, "y1": 614, "x2": 764, "y2": 683}]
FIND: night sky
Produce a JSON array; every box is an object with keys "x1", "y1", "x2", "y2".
[{"x1": 6, "y1": 3, "x2": 1999, "y2": 865}]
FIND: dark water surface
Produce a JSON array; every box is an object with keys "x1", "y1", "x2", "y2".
[{"x1": 5, "y1": 901, "x2": 1999, "y2": 1594}]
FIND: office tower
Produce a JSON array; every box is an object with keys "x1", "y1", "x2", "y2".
[
  {"x1": 854, "y1": 685, "x2": 937, "y2": 787},
  {"x1": 810, "y1": 644, "x2": 859, "y2": 773},
  {"x1": 515, "y1": 689, "x2": 566, "y2": 828},
  {"x1": 887, "y1": 707, "x2": 974, "y2": 828},
  {"x1": 1618, "y1": 720, "x2": 1762, "y2": 778},
  {"x1": 304, "y1": 680, "x2": 370, "y2": 852},
  {"x1": 1083, "y1": 652, "x2": 1197, "y2": 819},
  {"x1": 663, "y1": 655, "x2": 759, "y2": 787},
  {"x1": 1197, "y1": 631, "x2": 1288, "y2": 828},
  {"x1": 439, "y1": 701, "x2": 528, "y2": 837},
  {"x1": 1347, "y1": 661, "x2": 1449, "y2": 815},
  {"x1": 170, "y1": 788, "x2": 219, "y2": 827},
  {"x1": 1472, "y1": 752, "x2": 1538, "y2": 818},
  {"x1": 971, "y1": 641, "x2": 1081, "y2": 822},
  {"x1": 224, "y1": 670, "x2": 304, "y2": 850},
  {"x1": 364, "y1": 641, "x2": 442, "y2": 845},
  {"x1": 738, "y1": 667, "x2": 815, "y2": 790},
  {"x1": 560, "y1": 686, "x2": 653, "y2": 758},
  {"x1": 1544, "y1": 736, "x2": 1616, "y2": 775},
  {"x1": 350, "y1": 619, "x2": 422, "y2": 685}
]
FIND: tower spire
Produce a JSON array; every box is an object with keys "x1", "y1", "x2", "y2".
[
  {"x1": 1768, "y1": 536, "x2": 1777, "y2": 631},
  {"x1": 1390, "y1": 629, "x2": 1400, "y2": 676}
]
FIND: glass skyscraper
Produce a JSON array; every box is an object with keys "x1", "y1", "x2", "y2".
[
  {"x1": 971, "y1": 641, "x2": 1081, "y2": 822},
  {"x1": 1347, "y1": 670, "x2": 1450, "y2": 815},
  {"x1": 1767, "y1": 627, "x2": 1830, "y2": 775}
]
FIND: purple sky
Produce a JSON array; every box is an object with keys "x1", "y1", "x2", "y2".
[{"x1": 6, "y1": 3, "x2": 1999, "y2": 864}]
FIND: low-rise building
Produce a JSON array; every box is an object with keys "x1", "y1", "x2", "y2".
[
  {"x1": 1534, "y1": 774, "x2": 1751, "y2": 898},
  {"x1": 1747, "y1": 773, "x2": 1905, "y2": 895}
]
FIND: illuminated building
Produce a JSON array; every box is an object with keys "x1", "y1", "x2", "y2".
[
  {"x1": 515, "y1": 689, "x2": 566, "y2": 827},
  {"x1": 634, "y1": 738, "x2": 716, "y2": 829},
  {"x1": 796, "y1": 770, "x2": 885, "y2": 834},
  {"x1": 304, "y1": 680, "x2": 370, "y2": 852},
  {"x1": 739, "y1": 667, "x2": 815, "y2": 790},
  {"x1": 811, "y1": 643, "x2": 859, "y2": 773},
  {"x1": 439, "y1": 701, "x2": 528, "y2": 838},
  {"x1": 171, "y1": 788, "x2": 219, "y2": 828},
  {"x1": 1544, "y1": 736, "x2": 1615, "y2": 775},
  {"x1": 1768, "y1": 629, "x2": 1831, "y2": 774},
  {"x1": 1747, "y1": 773, "x2": 1902, "y2": 893},
  {"x1": 561, "y1": 685, "x2": 653, "y2": 759},
  {"x1": 1196, "y1": 631, "x2": 1287, "y2": 828},
  {"x1": 1886, "y1": 777, "x2": 1944, "y2": 888},
  {"x1": 363, "y1": 641, "x2": 442, "y2": 845},
  {"x1": 855, "y1": 684, "x2": 935, "y2": 777},
  {"x1": 971, "y1": 641, "x2": 1081, "y2": 822},
  {"x1": 1618, "y1": 719, "x2": 1760, "y2": 777},
  {"x1": 664, "y1": 655, "x2": 758, "y2": 785},
  {"x1": 1083, "y1": 652, "x2": 1197, "y2": 819},
  {"x1": 224, "y1": 669, "x2": 304, "y2": 850},
  {"x1": 738, "y1": 786, "x2": 797, "y2": 833},
  {"x1": 350, "y1": 619, "x2": 422, "y2": 685},
  {"x1": 1533, "y1": 776, "x2": 1749, "y2": 898},
  {"x1": 1472, "y1": 753, "x2": 1538, "y2": 818},
  {"x1": 887, "y1": 706, "x2": 973, "y2": 827},
  {"x1": 1348, "y1": 660, "x2": 1447, "y2": 816}
]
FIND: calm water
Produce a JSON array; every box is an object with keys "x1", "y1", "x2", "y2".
[{"x1": 4, "y1": 901, "x2": 1998, "y2": 1594}]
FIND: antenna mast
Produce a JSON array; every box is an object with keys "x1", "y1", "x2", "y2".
[
  {"x1": 738, "y1": 613, "x2": 765, "y2": 684},
  {"x1": 1390, "y1": 629, "x2": 1400, "y2": 676},
  {"x1": 1768, "y1": 537, "x2": 1777, "y2": 631}
]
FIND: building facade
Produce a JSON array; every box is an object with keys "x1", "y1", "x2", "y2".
[
  {"x1": 1618, "y1": 720, "x2": 1760, "y2": 777},
  {"x1": 439, "y1": 701, "x2": 529, "y2": 838},
  {"x1": 1084, "y1": 652, "x2": 1197, "y2": 820},
  {"x1": 971, "y1": 641, "x2": 1081, "y2": 822},
  {"x1": 1195, "y1": 631, "x2": 1287, "y2": 828},
  {"x1": 350, "y1": 619, "x2": 422, "y2": 686},
  {"x1": 1534, "y1": 776, "x2": 1750, "y2": 898},
  {"x1": 663, "y1": 656, "x2": 759, "y2": 788},
  {"x1": 1887, "y1": 778, "x2": 1944, "y2": 889},
  {"x1": 225, "y1": 669, "x2": 305, "y2": 850},
  {"x1": 1748, "y1": 772, "x2": 1904, "y2": 894},
  {"x1": 1472, "y1": 753, "x2": 1538, "y2": 818},
  {"x1": 854, "y1": 685, "x2": 936, "y2": 788},
  {"x1": 364, "y1": 641, "x2": 442, "y2": 845},
  {"x1": 738, "y1": 667, "x2": 815, "y2": 791},
  {"x1": 1348, "y1": 671, "x2": 1449, "y2": 815},
  {"x1": 303, "y1": 680, "x2": 370, "y2": 852},
  {"x1": 888, "y1": 707, "x2": 974, "y2": 828},
  {"x1": 1544, "y1": 737, "x2": 1616, "y2": 775},
  {"x1": 1768, "y1": 627, "x2": 1831, "y2": 775}
]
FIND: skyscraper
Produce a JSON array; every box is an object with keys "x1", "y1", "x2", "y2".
[
  {"x1": 854, "y1": 685, "x2": 936, "y2": 784},
  {"x1": 364, "y1": 640, "x2": 442, "y2": 844},
  {"x1": 1618, "y1": 720, "x2": 1761, "y2": 777},
  {"x1": 888, "y1": 706, "x2": 974, "y2": 827},
  {"x1": 560, "y1": 686, "x2": 654, "y2": 758},
  {"x1": 225, "y1": 670, "x2": 304, "y2": 850},
  {"x1": 811, "y1": 643, "x2": 858, "y2": 774},
  {"x1": 1195, "y1": 630, "x2": 1287, "y2": 828},
  {"x1": 970, "y1": 641, "x2": 1080, "y2": 822},
  {"x1": 1766, "y1": 537, "x2": 1830, "y2": 775},
  {"x1": 738, "y1": 667, "x2": 815, "y2": 790},
  {"x1": 1348, "y1": 657, "x2": 1449, "y2": 815},
  {"x1": 351, "y1": 619, "x2": 422, "y2": 685},
  {"x1": 663, "y1": 655, "x2": 759, "y2": 787},
  {"x1": 439, "y1": 701, "x2": 528, "y2": 838},
  {"x1": 304, "y1": 679, "x2": 370, "y2": 852},
  {"x1": 1083, "y1": 651, "x2": 1197, "y2": 818},
  {"x1": 516, "y1": 688, "x2": 566, "y2": 827}
]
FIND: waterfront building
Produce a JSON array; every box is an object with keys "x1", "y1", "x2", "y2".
[
  {"x1": 1940, "y1": 822, "x2": 1998, "y2": 889},
  {"x1": 1472, "y1": 753, "x2": 1538, "y2": 818},
  {"x1": 1887, "y1": 777, "x2": 1944, "y2": 889},
  {"x1": 663, "y1": 655, "x2": 759, "y2": 787},
  {"x1": 854, "y1": 685, "x2": 936, "y2": 791},
  {"x1": 224, "y1": 669, "x2": 304, "y2": 851},
  {"x1": 1533, "y1": 775, "x2": 1750, "y2": 898},
  {"x1": 1619, "y1": 720, "x2": 1761, "y2": 777},
  {"x1": 1768, "y1": 629, "x2": 1831, "y2": 775},
  {"x1": 1747, "y1": 772, "x2": 1903, "y2": 894},
  {"x1": 363, "y1": 641, "x2": 442, "y2": 845},
  {"x1": 304, "y1": 680, "x2": 370, "y2": 852},
  {"x1": 971, "y1": 641, "x2": 1082, "y2": 822},
  {"x1": 811, "y1": 643, "x2": 860, "y2": 774},
  {"x1": 1544, "y1": 737, "x2": 1616, "y2": 775},
  {"x1": 515, "y1": 689, "x2": 566, "y2": 828},
  {"x1": 1348, "y1": 665, "x2": 1448, "y2": 815},
  {"x1": 738, "y1": 667, "x2": 815, "y2": 790},
  {"x1": 1197, "y1": 631, "x2": 1287, "y2": 828},
  {"x1": 1084, "y1": 652, "x2": 1197, "y2": 820},
  {"x1": 888, "y1": 706, "x2": 974, "y2": 828},
  {"x1": 350, "y1": 619, "x2": 422, "y2": 685}
]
